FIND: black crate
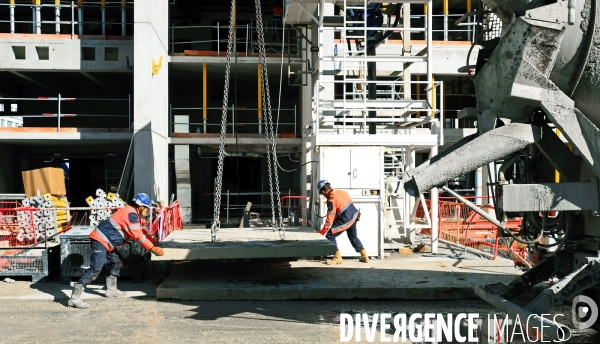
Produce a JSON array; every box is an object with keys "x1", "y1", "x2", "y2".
[
  {"x1": 60, "y1": 226, "x2": 149, "y2": 284},
  {"x1": 0, "y1": 246, "x2": 60, "y2": 282}
]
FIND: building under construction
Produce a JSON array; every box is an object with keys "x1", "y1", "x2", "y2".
[
  {"x1": 6, "y1": 0, "x2": 600, "y2": 335},
  {"x1": 0, "y1": 0, "x2": 482, "y2": 247}
]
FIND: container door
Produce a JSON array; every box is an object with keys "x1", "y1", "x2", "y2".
[
  {"x1": 322, "y1": 147, "x2": 351, "y2": 189},
  {"x1": 350, "y1": 147, "x2": 381, "y2": 189}
]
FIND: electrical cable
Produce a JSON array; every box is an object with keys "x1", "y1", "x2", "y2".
[
  {"x1": 274, "y1": 154, "x2": 300, "y2": 163},
  {"x1": 499, "y1": 221, "x2": 545, "y2": 245},
  {"x1": 278, "y1": 160, "x2": 319, "y2": 173},
  {"x1": 313, "y1": 202, "x2": 327, "y2": 219}
]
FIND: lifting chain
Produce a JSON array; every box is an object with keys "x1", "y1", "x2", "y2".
[
  {"x1": 210, "y1": 0, "x2": 236, "y2": 242},
  {"x1": 254, "y1": 0, "x2": 285, "y2": 240}
]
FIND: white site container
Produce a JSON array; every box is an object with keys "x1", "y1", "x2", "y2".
[{"x1": 318, "y1": 146, "x2": 384, "y2": 258}]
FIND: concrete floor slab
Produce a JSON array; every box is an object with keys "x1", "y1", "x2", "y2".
[
  {"x1": 153, "y1": 227, "x2": 336, "y2": 261},
  {"x1": 156, "y1": 252, "x2": 524, "y2": 301}
]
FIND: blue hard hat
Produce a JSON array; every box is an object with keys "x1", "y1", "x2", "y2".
[
  {"x1": 317, "y1": 180, "x2": 330, "y2": 192},
  {"x1": 132, "y1": 193, "x2": 151, "y2": 208}
]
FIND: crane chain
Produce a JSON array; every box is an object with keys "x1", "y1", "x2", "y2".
[
  {"x1": 254, "y1": 0, "x2": 285, "y2": 240},
  {"x1": 211, "y1": 0, "x2": 236, "y2": 242}
]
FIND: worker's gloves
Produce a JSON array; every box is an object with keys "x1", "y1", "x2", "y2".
[
  {"x1": 150, "y1": 246, "x2": 164, "y2": 256},
  {"x1": 318, "y1": 227, "x2": 328, "y2": 236}
]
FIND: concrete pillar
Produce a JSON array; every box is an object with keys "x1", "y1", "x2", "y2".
[
  {"x1": 173, "y1": 114, "x2": 191, "y2": 223},
  {"x1": 175, "y1": 145, "x2": 192, "y2": 224},
  {"x1": 133, "y1": 0, "x2": 169, "y2": 203},
  {"x1": 475, "y1": 166, "x2": 483, "y2": 205},
  {"x1": 482, "y1": 162, "x2": 498, "y2": 206}
]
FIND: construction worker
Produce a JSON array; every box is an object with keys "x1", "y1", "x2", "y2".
[
  {"x1": 68, "y1": 193, "x2": 165, "y2": 308},
  {"x1": 317, "y1": 180, "x2": 369, "y2": 264}
]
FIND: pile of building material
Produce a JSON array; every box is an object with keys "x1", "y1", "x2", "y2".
[
  {"x1": 86, "y1": 189, "x2": 125, "y2": 226},
  {"x1": 18, "y1": 194, "x2": 70, "y2": 242}
]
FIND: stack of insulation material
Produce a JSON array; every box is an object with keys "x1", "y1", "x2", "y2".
[
  {"x1": 18, "y1": 193, "x2": 70, "y2": 242},
  {"x1": 86, "y1": 189, "x2": 125, "y2": 226}
]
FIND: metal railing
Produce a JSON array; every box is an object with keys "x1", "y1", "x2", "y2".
[
  {"x1": 315, "y1": 80, "x2": 444, "y2": 136},
  {"x1": 206, "y1": 190, "x2": 302, "y2": 225},
  {"x1": 170, "y1": 105, "x2": 298, "y2": 137},
  {"x1": 170, "y1": 22, "x2": 298, "y2": 56},
  {"x1": 412, "y1": 13, "x2": 477, "y2": 42},
  {"x1": 329, "y1": 13, "x2": 478, "y2": 44},
  {"x1": 0, "y1": 95, "x2": 131, "y2": 132},
  {"x1": 0, "y1": 1, "x2": 132, "y2": 37}
]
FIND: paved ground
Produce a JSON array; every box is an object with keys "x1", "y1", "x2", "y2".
[
  {"x1": 0, "y1": 298, "x2": 597, "y2": 343},
  {"x1": 1, "y1": 243, "x2": 597, "y2": 343}
]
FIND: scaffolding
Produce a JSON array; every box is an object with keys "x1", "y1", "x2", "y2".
[
  {"x1": 288, "y1": 0, "x2": 443, "y2": 253},
  {"x1": 313, "y1": 0, "x2": 442, "y2": 142}
]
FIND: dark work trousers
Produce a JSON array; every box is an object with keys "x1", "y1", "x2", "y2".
[
  {"x1": 325, "y1": 220, "x2": 364, "y2": 252},
  {"x1": 77, "y1": 238, "x2": 123, "y2": 287}
]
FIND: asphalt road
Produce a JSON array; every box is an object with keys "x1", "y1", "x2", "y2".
[{"x1": 1, "y1": 298, "x2": 597, "y2": 343}]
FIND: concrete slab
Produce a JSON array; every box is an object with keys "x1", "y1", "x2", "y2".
[
  {"x1": 156, "y1": 253, "x2": 524, "y2": 301},
  {"x1": 153, "y1": 227, "x2": 336, "y2": 261}
]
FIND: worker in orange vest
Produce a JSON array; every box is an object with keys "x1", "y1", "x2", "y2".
[
  {"x1": 317, "y1": 180, "x2": 369, "y2": 264},
  {"x1": 68, "y1": 193, "x2": 165, "y2": 308}
]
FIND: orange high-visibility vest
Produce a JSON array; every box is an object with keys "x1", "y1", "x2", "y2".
[
  {"x1": 90, "y1": 205, "x2": 154, "y2": 252},
  {"x1": 319, "y1": 189, "x2": 359, "y2": 235}
]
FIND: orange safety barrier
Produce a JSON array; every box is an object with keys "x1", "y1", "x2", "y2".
[
  {"x1": 146, "y1": 201, "x2": 183, "y2": 243},
  {"x1": 416, "y1": 198, "x2": 523, "y2": 262},
  {"x1": 0, "y1": 201, "x2": 23, "y2": 209},
  {"x1": 0, "y1": 207, "x2": 38, "y2": 248}
]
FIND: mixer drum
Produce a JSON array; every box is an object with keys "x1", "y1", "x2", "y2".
[{"x1": 486, "y1": 0, "x2": 600, "y2": 128}]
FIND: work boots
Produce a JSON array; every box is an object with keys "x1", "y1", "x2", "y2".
[
  {"x1": 326, "y1": 250, "x2": 343, "y2": 265},
  {"x1": 68, "y1": 283, "x2": 89, "y2": 309},
  {"x1": 105, "y1": 276, "x2": 126, "y2": 298},
  {"x1": 359, "y1": 249, "x2": 369, "y2": 263}
]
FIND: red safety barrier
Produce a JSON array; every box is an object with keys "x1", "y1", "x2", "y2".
[
  {"x1": 0, "y1": 202, "x2": 23, "y2": 209},
  {"x1": 0, "y1": 207, "x2": 38, "y2": 248},
  {"x1": 416, "y1": 199, "x2": 523, "y2": 262},
  {"x1": 146, "y1": 201, "x2": 183, "y2": 243}
]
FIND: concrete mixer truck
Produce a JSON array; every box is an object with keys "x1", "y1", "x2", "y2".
[{"x1": 403, "y1": 0, "x2": 600, "y2": 337}]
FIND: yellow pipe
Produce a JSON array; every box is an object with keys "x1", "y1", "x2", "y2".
[
  {"x1": 33, "y1": 0, "x2": 41, "y2": 4},
  {"x1": 56, "y1": 0, "x2": 61, "y2": 5},
  {"x1": 258, "y1": 64, "x2": 263, "y2": 119},
  {"x1": 416, "y1": 74, "x2": 421, "y2": 118},
  {"x1": 467, "y1": 0, "x2": 472, "y2": 12},
  {"x1": 10, "y1": 0, "x2": 15, "y2": 5},
  {"x1": 78, "y1": 0, "x2": 83, "y2": 6},
  {"x1": 121, "y1": 0, "x2": 126, "y2": 6},
  {"x1": 424, "y1": 4, "x2": 428, "y2": 14},
  {"x1": 203, "y1": 64, "x2": 207, "y2": 119},
  {"x1": 233, "y1": 0, "x2": 236, "y2": 26},
  {"x1": 443, "y1": 0, "x2": 448, "y2": 14}
]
